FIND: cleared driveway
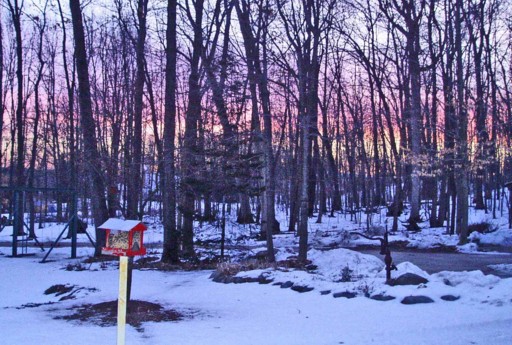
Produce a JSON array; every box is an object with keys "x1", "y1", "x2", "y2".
[{"x1": 356, "y1": 248, "x2": 512, "y2": 277}]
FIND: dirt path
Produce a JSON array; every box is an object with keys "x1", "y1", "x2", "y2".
[{"x1": 356, "y1": 248, "x2": 512, "y2": 277}]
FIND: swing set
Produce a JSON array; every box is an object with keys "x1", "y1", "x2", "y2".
[{"x1": 0, "y1": 186, "x2": 95, "y2": 262}]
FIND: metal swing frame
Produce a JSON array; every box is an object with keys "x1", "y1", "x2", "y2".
[{"x1": 0, "y1": 186, "x2": 95, "y2": 262}]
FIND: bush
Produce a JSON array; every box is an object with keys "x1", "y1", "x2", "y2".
[
  {"x1": 340, "y1": 266, "x2": 352, "y2": 282},
  {"x1": 215, "y1": 260, "x2": 275, "y2": 277}
]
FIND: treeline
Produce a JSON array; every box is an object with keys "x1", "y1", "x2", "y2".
[{"x1": 1, "y1": 0, "x2": 512, "y2": 262}]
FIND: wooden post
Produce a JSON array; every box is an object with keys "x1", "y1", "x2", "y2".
[{"x1": 117, "y1": 256, "x2": 128, "y2": 345}]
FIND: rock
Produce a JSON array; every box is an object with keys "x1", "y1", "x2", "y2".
[
  {"x1": 210, "y1": 271, "x2": 227, "y2": 283},
  {"x1": 232, "y1": 276, "x2": 258, "y2": 284},
  {"x1": 291, "y1": 285, "x2": 314, "y2": 293},
  {"x1": 280, "y1": 281, "x2": 294, "y2": 289},
  {"x1": 258, "y1": 275, "x2": 273, "y2": 284},
  {"x1": 333, "y1": 291, "x2": 357, "y2": 299},
  {"x1": 231, "y1": 276, "x2": 244, "y2": 284},
  {"x1": 320, "y1": 290, "x2": 331, "y2": 295},
  {"x1": 305, "y1": 264, "x2": 318, "y2": 271},
  {"x1": 223, "y1": 276, "x2": 235, "y2": 284},
  {"x1": 441, "y1": 295, "x2": 460, "y2": 301},
  {"x1": 44, "y1": 284, "x2": 74, "y2": 296},
  {"x1": 370, "y1": 294, "x2": 396, "y2": 301},
  {"x1": 388, "y1": 273, "x2": 428, "y2": 286},
  {"x1": 443, "y1": 278, "x2": 454, "y2": 286},
  {"x1": 401, "y1": 296, "x2": 434, "y2": 305}
]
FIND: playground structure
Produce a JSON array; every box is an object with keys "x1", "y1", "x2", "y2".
[{"x1": 0, "y1": 186, "x2": 95, "y2": 262}]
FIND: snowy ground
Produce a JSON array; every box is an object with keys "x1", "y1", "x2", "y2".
[
  {"x1": 1, "y1": 205, "x2": 512, "y2": 344},
  {"x1": 1, "y1": 247, "x2": 511, "y2": 345}
]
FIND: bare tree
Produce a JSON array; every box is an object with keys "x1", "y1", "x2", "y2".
[
  {"x1": 379, "y1": 0, "x2": 427, "y2": 228},
  {"x1": 27, "y1": 2, "x2": 48, "y2": 238},
  {"x1": 454, "y1": 0, "x2": 469, "y2": 242},
  {"x1": 7, "y1": 0, "x2": 25, "y2": 235},
  {"x1": 120, "y1": 0, "x2": 149, "y2": 220},
  {"x1": 180, "y1": 0, "x2": 205, "y2": 258},
  {"x1": 236, "y1": 0, "x2": 278, "y2": 261},
  {"x1": 276, "y1": 0, "x2": 336, "y2": 262},
  {"x1": 69, "y1": 0, "x2": 109, "y2": 254},
  {"x1": 162, "y1": 0, "x2": 179, "y2": 263}
]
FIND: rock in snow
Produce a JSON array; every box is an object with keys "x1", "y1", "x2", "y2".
[
  {"x1": 388, "y1": 273, "x2": 429, "y2": 286},
  {"x1": 401, "y1": 295, "x2": 435, "y2": 304}
]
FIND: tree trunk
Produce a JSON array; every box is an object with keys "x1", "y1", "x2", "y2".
[
  {"x1": 161, "y1": 0, "x2": 179, "y2": 264},
  {"x1": 69, "y1": 0, "x2": 109, "y2": 255},
  {"x1": 126, "y1": 0, "x2": 148, "y2": 220},
  {"x1": 298, "y1": 108, "x2": 310, "y2": 263},
  {"x1": 236, "y1": 0, "x2": 276, "y2": 261},
  {"x1": 58, "y1": 0, "x2": 78, "y2": 221},
  {"x1": 27, "y1": 8, "x2": 47, "y2": 238},
  {"x1": 180, "y1": 0, "x2": 205, "y2": 259},
  {"x1": 8, "y1": 0, "x2": 25, "y2": 236},
  {"x1": 454, "y1": 0, "x2": 469, "y2": 243}
]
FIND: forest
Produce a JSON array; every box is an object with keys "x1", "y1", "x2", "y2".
[{"x1": 1, "y1": 0, "x2": 512, "y2": 264}]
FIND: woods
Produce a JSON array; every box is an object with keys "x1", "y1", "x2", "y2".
[{"x1": 1, "y1": 0, "x2": 512, "y2": 262}]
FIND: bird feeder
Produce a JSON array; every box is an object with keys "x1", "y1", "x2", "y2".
[{"x1": 99, "y1": 218, "x2": 147, "y2": 257}]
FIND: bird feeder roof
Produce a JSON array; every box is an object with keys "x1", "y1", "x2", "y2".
[{"x1": 98, "y1": 218, "x2": 146, "y2": 232}]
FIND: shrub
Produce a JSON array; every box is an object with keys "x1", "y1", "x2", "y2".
[
  {"x1": 340, "y1": 265, "x2": 353, "y2": 282},
  {"x1": 215, "y1": 260, "x2": 275, "y2": 277}
]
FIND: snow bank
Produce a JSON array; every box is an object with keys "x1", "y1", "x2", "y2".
[
  {"x1": 376, "y1": 261, "x2": 430, "y2": 280},
  {"x1": 432, "y1": 270, "x2": 501, "y2": 288},
  {"x1": 308, "y1": 248, "x2": 384, "y2": 281},
  {"x1": 469, "y1": 228, "x2": 512, "y2": 246}
]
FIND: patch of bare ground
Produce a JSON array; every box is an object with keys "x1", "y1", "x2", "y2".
[
  {"x1": 11, "y1": 301, "x2": 56, "y2": 309},
  {"x1": 56, "y1": 300, "x2": 182, "y2": 331},
  {"x1": 44, "y1": 284, "x2": 98, "y2": 301},
  {"x1": 134, "y1": 255, "x2": 221, "y2": 271}
]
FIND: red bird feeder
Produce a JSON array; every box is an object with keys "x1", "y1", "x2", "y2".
[{"x1": 99, "y1": 218, "x2": 147, "y2": 257}]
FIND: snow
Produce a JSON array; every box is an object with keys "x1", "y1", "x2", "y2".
[
  {"x1": 488, "y1": 264, "x2": 512, "y2": 275},
  {"x1": 309, "y1": 248, "x2": 385, "y2": 279},
  {"x1": 457, "y1": 242, "x2": 480, "y2": 253},
  {"x1": 380, "y1": 261, "x2": 430, "y2": 279},
  {"x1": 1, "y1": 248, "x2": 512, "y2": 345},
  {"x1": 98, "y1": 218, "x2": 144, "y2": 231},
  {"x1": 432, "y1": 270, "x2": 501, "y2": 288},
  {"x1": 404, "y1": 227, "x2": 461, "y2": 249},
  {"x1": 470, "y1": 228, "x2": 512, "y2": 246},
  {"x1": 1, "y1": 206, "x2": 512, "y2": 344}
]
